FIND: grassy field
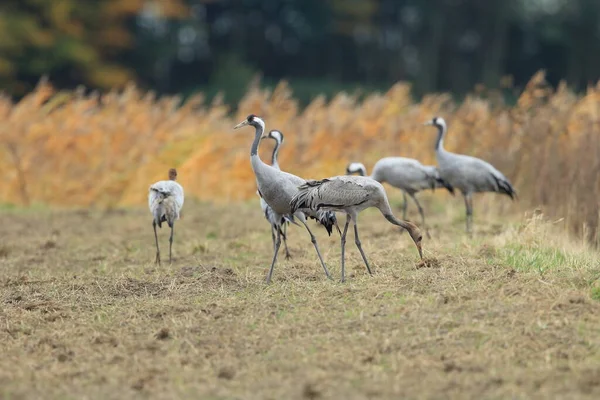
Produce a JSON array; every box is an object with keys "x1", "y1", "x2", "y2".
[{"x1": 1, "y1": 194, "x2": 600, "y2": 399}]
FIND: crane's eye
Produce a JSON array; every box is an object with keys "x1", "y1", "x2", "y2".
[{"x1": 247, "y1": 114, "x2": 255, "y2": 122}]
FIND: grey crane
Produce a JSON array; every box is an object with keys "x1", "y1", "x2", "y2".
[
  {"x1": 346, "y1": 158, "x2": 454, "y2": 236},
  {"x1": 234, "y1": 114, "x2": 339, "y2": 283},
  {"x1": 258, "y1": 130, "x2": 337, "y2": 258},
  {"x1": 424, "y1": 117, "x2": 516, "y2": 234},
  {"x1": 259, "y1": 129, "x2": 292, "y2": 259},
  {"x1": 290, "y1": 175, "x2": 423, "y2": 282},
  {"x1": 148, "y1": 168, "x2": 184, "y2": 265}
]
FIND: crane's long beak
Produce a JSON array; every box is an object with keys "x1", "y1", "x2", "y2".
[
  {"x1": 416, "y1": 241, "x2": 423, "y2": 259},
  {"x1": 233, "y1": 120, "x2": 249, "y2": 130},
  {"x1": 260, "y1": 135, "x2": 268, "y2": 140},
  {"x1": 423, "y1": 121, "x2": 433, "y2": 126}
]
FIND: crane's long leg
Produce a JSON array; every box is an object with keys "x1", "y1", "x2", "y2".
[
  {"x1": 353, "y1": 222, "x2": 373, "y2": 276},
  {"x1": 282, "y1": 223, "x2": 291, "y2": 259},
  {"x1": 169, "y1": 223, "x2": 174, "y2": 264},
  {"x1": 270, "y1": 225, "x2": 276, "y2": 253},
  {"x1": 401, "y1": 191, "x2": 408, "y2": 220},
  {"x1": 153, "y1": 220, "x2": 161, "y2": 266},
  {"x1": 297, "y1": 213, "x2": 332, "y2": 280},
  {"x1": 266, "y1": 227, "x2": 282, "y2": 284},
  {"x1": 409, "y1": 193, "x2": 430, "y2": 239},
  {"x1": 340, "y1": 215, "x2": 350, "y2": 283},
  {"x1": 464, "y1": 193, "x2": 473, "y2": 235}
]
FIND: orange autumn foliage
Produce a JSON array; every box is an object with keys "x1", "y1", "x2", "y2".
[{"x1": 0, "y1": 72, "x2": 599, "y2": 245}]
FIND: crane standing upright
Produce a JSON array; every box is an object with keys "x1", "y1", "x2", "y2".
[
  {"x1": 234, "y1": 114, "x2": 339, "y2": 283},
  {"x1": 259, "y1": 130, "x2": 293, "y2": 259},
  {"x1": 424, "y1": 117, "x2": 516, "y2": 234},
  {"x1": 149, "y1": 168, "x2": 184, "y2": 265}
]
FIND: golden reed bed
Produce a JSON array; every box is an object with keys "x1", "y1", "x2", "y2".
[{"x1": 0, "y1": 72, "x2": 598, "y2": 245}]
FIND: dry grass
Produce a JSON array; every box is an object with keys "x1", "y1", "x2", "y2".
[
  {"x1": 1, "y1": 71, "x2": 599, "y2": 245},
  {"x1": 1, "y1": 197, "x2": 599, "y2": 399}
]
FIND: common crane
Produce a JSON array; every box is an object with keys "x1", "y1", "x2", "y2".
[
  {"x1": 424, "y1": 117, "x2": 516, "y2": 234},
  {"x1": 259, "y1": 130, "x2": 292, "y2": 258},
  {"x1": 149, "y1": 168, "x2": 184, "y2": 265},
  {"x1": 290, "y1": 175, "x2": 423, "y2": 282},
  {"x1": 346, "y1": 158, "x2": 453, "y2": 236},
  {"x1": 234, "y1": 114, "x2": 339, "y2": 283},
  {"x1": 259, "y1": 130, "x2": 337, "y2": 258}
]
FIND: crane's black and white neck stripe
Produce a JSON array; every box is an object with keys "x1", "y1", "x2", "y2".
[
  {"x1": 269, "y1": 130, "x2": 284, "y2": 169},
  {"x1": 431, "y1": 117, "x2": 447, "y2": 151},
  {"x1": 248, "y1": 116, "x2": 266, "y2": 157}
]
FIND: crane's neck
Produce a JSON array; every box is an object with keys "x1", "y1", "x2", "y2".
[
  {"x1": 435, "y1": 123, "x2": 446, "y2": 152},
  {"x1": 378, "y1": 198, "x2": 413, "y2": 230},
  {"x1": 377, "y1": 199, "x2": 423, "y2": 258},
  {"x1": 249, "y1": 119, "x2": 271, "y2": 178},
  {"x1": 250, "y1": 120, "x2": 265, "y2": 157},
  {"x1": 271, "y1": 140, "x2": 281, "y2": 169}
]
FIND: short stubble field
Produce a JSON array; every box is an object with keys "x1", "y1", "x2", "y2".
[{"x1": 1, "y1": 195, "x2": 599, "y2": 399}]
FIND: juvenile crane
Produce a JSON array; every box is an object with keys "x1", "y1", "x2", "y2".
[
  {"x1": 424, "y1": 117, "x2": 516, "y2": 234},
  {"x1": 259, "y1": 130, "x2": 292, "y2": 259},
  {"x1": 234, "y1": 114, "x2": 339, "y2": 283},
  {"x1": 148, "y1": 168, "x2": 184, "y2": 265},
  {"x1": 346, "y1": 158, "x2": 453, "y2": 236},
  {"x1": 290, "y1": 175, "x2": 423, "y2": 282}
]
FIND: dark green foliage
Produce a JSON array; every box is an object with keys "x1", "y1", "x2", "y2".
[{"x1": 1, "y1": 0, "x2": 600, "y2": 99}]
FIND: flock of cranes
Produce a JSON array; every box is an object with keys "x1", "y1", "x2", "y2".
[{"x1": 149, "y1": 115, "x2": 516, "y2": 282}]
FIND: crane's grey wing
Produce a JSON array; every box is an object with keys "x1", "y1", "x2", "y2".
[
  {"x1": 399, "y1": 160, "x2": 437, "y2": 189},
  {"x1": 373, "y1": 158, "x2": 437, "y2": 192},
  {"x1": 485, "y1": 165, "x2": 516, "y2": 199},
  {"x1": 290, "y1": 177, "x2": 371, "y2": 213},
  {"x1": 459, "y1": 156, "x2": 516, "y2": 198},
  {"x1": 422, "y1": 165, "x2": 454, "y2": 194}
]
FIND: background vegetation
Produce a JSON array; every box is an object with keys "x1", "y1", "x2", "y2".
[
  {"x1": 2, "y1": 0, "x2": 600, "y2": 101},
  {"x1": 0, "y1": 0, "x2": 599, "y2": 246},
  {"x1": 1, "y1": 72, "x2": 599, "y2": 246}
]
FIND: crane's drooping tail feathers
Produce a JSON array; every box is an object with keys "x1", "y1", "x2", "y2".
[
  {"x1": 308, "y1": 210, "x2": 340, "y2": 236},
  {"x1": 493, "y1": 175, "x2": 517, "y2": 200},
  {"x1": 151, "y1": 188, "x2": 177, "y2": 228},
  {"x1": 290, "y1": 180, "x2": 322, "y2": 213},
  {"x1": 436, "y1": 176, "x2": 455, "y2": 195},
  {"x1": 290, "y1": 179, "x2": 340, "y2": 236}
]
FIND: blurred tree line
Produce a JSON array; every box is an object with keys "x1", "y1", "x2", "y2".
[{"x1": 1, "y1": 0, "x2": 600, "y2": 103}]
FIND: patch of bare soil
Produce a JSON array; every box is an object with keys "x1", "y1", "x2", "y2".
[{"x1": 0, "y1": 205, "x2": 599, "y2": 399}]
